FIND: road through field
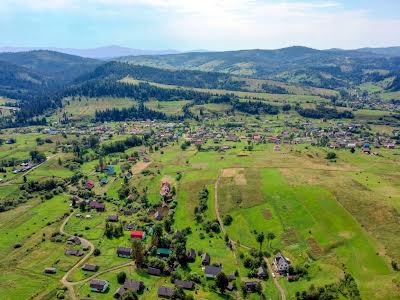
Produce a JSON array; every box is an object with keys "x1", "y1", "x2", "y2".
[
  {"x1": 59, "y1": 213, "x2": 94, "y2": 300},
  {"x1": 214, "y1": 170, "x2": 286, "y2": 300},
  {"x1": 0, "y1": 155, "x2": 55, "y2": 186}
]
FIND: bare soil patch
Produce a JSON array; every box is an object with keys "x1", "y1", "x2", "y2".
[
  {"x1": 307, "y1": 238, "x2": 323, "y2": 259},
  {"x1": 281, "y1": 229, "x2": 299, "y2": 246},
  {"x1": 263, "y1": 209, "x2": 272, "y2": 220},
  {"x1": 132, "y1": 161, "x2": 151, "y2": 175}
]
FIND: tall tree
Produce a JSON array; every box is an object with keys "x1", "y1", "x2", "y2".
[
  {"x1": 267, "y1": 232, "x2": 275, "y2": 249},
  {"x1": 216, "y1": 272, "x2": 229, "y2": 294},
  {"x1": 132, "y1": 239, "x2": 145, "y2": 267},
  {"x1": 256, "y1": 232, "x2": 265, "y2": 251}
]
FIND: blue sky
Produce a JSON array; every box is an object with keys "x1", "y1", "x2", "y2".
[{"x1": 0, "y1": 0, "x2": 399, "y2": 50}]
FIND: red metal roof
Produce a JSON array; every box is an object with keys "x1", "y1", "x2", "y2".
[{"x1": 130, "y1": 231, "x2": 145, "y2": 238}]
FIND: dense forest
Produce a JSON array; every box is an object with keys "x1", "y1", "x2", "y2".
[
  {"x1": 95, "y1": 103, "x2": 168, "y2": 122},
  {"x1": 1, "y1": 49, "x2": 399, "y2": 127},
  {"x1": 233, "y1": 100, "x2": 280, "y2": 115},
  {"x1": 295, "y1": 105, "x2": 354, "y2": 119},
  {"x1": 76, "y1": 61, "x2": 247, "y2": 91}
]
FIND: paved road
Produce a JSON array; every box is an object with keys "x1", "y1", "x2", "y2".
[{"x1": 214, "y1": 170, "x2": 286, "y2": 300}]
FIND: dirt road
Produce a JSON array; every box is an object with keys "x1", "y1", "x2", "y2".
[{"x1": 214, "y1": 170, "x2": 286, "y2": 300}]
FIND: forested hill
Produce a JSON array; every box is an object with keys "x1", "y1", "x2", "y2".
[
  {"x1": 0, "y1": 50, "x2": 101, "y2": 83},
  {"x1": 74, "y1": 61, "x2": 247, "y2": 90},
  {"x1": 0, "y1": 61, "x2": 53, "y2": 101},
  {"x1": 117, "y1": 46, "x2": 400, "y2": 89},
  {"x1": 0, "y1": 50, "x2": 102, "y2": 101}
]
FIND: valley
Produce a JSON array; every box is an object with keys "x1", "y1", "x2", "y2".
[{"x1": 0, "y1": 47, "x2": 399, "y2": 300}]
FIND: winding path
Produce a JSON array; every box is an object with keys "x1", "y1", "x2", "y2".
[
  {"x1": 59, "y1": 213, "x2": 95, "y2": 300},
  {"x1": 59, "y1": 212, "x2": 136, "y2": 299},
  {"x1": 214, "y1": 170, "x2": 286, "y2": 300}
]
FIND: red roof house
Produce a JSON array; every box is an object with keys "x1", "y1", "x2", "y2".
[
  {"x1": 160, "y1": 182, "x2": 171, "y2": 197},
  {"x1": 86, "y1": 180, "x2": 95, "y2": 190},
  {"x1": 130, "y1": 230, "x2": 146, "y2": 240}
]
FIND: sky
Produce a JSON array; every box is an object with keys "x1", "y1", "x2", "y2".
[{"x1": 0, "y1": 0, "x2": 400, "y2": 51}]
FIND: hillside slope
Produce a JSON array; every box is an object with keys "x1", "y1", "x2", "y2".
[
  {"x1": 0, "y1": 61, "x2": 52, "y2": 100},
  {"x1": 117, "y1": 46, "x2": 400, "y2": 89},
  {"x1": 0, "y1": 50, "x2": 101, "y2": 82}
]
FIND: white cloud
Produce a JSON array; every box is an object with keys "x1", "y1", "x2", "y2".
[{"x1": 1, "y1": 0, "x2": 399, "y2": 49}]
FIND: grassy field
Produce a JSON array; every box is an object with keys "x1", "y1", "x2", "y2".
[
  {"x1": 380, "y1": 91, "x2": 400, "y2": 101},
  {"x1": 235, "y1": 76, "x2": 338, "y2": 98},
  {"x1": 1, "y1": 120, "x2": 399, "y2": 299},
  {"x1": 0, "y1": 194, "x2": 72, "y2": 300},
  {"x1": 144, "y1": 99, "x2": 190, "y2": 116},
  {"x1": 57, "y1": 97, "x2": 136, "y2": 121},
  {"x1": 120, "y1": 76, "x2": 330, "y2": 105}
]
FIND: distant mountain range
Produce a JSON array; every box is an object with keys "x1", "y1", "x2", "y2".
[
  {"x1": 1, "y1": 46, "x2": 400, "y2": 105},
  {"x1": 0, "y1": 45, "x2": 181, "y2": 59},
  {"x1": 2, "y1": 45, "x2": 400, "y2": 60},
  {"x1": 117, "y1": 46, "x2": 400, "y2": 89},
  {"x1": 0, "y1": 46, "x2": 399, "y2": 126}
]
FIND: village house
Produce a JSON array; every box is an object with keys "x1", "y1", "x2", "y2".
[
  {"x1": 243, "y1": 281, "x2": 259, "y2": 292},
  {"x1": 100, "y1": 177, "x2": 108, "y2": 186},
  {"x1": 85, "y1": 180, "x2": 95, "y2": 190},
  {"x1": 147, "y1": 267, "x2": 162, "y2": 276},
  {"x1": 122, "y1": 171, "x2": 133, "y2": 180},
  {"x1": 160, "y1": 181, "x2": 171, "y2": 197},
  {"x1": 130, "y1": 230, "x2": 146, "y2": 240},
  {"x1": 386, "y1": 143, "x2": 396, "y2": 149},
  {"x1": 201, "y1": 253, "x2": 210, "y2": 265},
  {"x1": 257, "y1": 265, "x2": 268, "y2": 279},
  {"x1": 158, "y1": 286, "x2": 174, "y2": 298},
  {"x1": 114, "y1": 279, "x2": 145, "y2": 298},
  {"x1": 67, "y1": 236, "x2": 81, "y2": 245},
  {"x1": 362, "y1": 143, "x2": 371, "y2": 154},
  {"x1": 174, "y1": 279, "x2": 194, "y2": 290},
  {"x1": 227, "y1": 282, "x2": 235, "y2": 291},
  {"x1": 65, "y1": 249, "x2": 83, "y2": 257},
  {"x1": 204, "y1": 265, "x2": 222, "y2": 278},
  {"x1": 187, "y1": 248, "x2": 196, "y2": 262},
  {"x1": 116, "y1": 247, "x2": 132, "y2": 258},
  {"x1": 105, "y1": 166, "x2": 116, "y2": 176},
  {"x1": 273, "y1": 252, "x2": 290, "y2": 274},
  {"x1": 90, "y1": 279, "x2": 109, "y2": 293},
  {"x1": 44, "y1": 267, "x2": 56, "y2": 274},
  {"x1": 108, "y1": 215, "x2": 119, "y2": 222},
  {"x1": 156, "y1": 248, "x2": 171, "y2": 257},
  {"x1": 82, "y1": 264, "x2": 99, "y2": 272},
  {"x1": 154, "y1": 211, "x2": 163, "y2": 221},
  {"x1": 253, "y1": 135, "x2": 263, "y2": 142},
  {"x1": 90, "y1": 201, "x2": 105, "y2": 212}
]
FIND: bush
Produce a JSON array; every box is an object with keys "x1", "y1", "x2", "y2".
[
  {"x1": 223, "y1": 215, "x2": 233, "y2": 226},
  {"x1": 117, "y1": 271, "x2": 127, "y2": 284},
  {"x1": 93, "y1": 248, "x2": 101, "y2": 256},
  {"x1": 326, "y1": 152, "x2": 337, "y2": 160},
  {"x1": 56, "y1": 290, "x2": 65, "y2": 299}
]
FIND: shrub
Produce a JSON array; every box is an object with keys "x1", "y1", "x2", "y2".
[
  {"x1": 117, "y1": 271, "x2": 127, "y2": 284},
  {"x1": 326, "y1": 152, "x2": 337, "y2": 160},
  {"x1": 223, "y1": 215, "x2": 233, "y2": 226}
]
